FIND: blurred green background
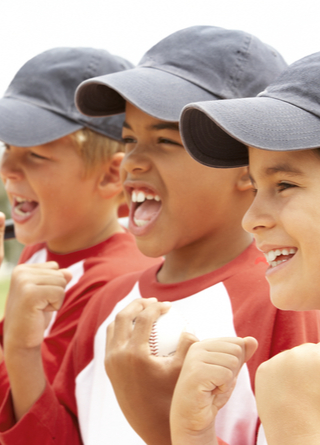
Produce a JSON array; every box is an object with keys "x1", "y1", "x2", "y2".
[{"x1": 0, "y1": 172, "x2": 24, "y2": 319}]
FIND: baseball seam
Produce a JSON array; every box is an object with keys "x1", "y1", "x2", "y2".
[{"x1": 149, "y1": 323, "x2": 158, "y2": 356}]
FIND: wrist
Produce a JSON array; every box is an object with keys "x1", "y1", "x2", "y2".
[
  {"x1": 171, "y1": 422, "x2": 218, "y2": 445},
  {"x1": 4, "y1": 345, "x2": 46, "y2": 422}
]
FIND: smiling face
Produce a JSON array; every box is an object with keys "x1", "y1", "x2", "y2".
[
  {"x1": 0, "y1": 136, "x2": 113, "y2": 252},
  {"x1": 120, "y1": 103, "x2": 253, "y2": 278},
  {"x1": 242, "y1": 146, "x2": 320, "y2": 311}
]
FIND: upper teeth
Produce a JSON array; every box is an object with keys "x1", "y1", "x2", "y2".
[
  {"x1": 132, "y1": 190, "x2": 160, "y2": 203},
  {"x1": 264, "y1": 248, "x2": 296, "y2": 265},
  {"x1": 16, "y1": 196, "x2": 32, "y2": 203}
]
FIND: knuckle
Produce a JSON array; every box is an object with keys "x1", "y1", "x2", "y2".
[
  {"x1": 215, "y1": 367, "x2": 233, "y2": 387},
  {"x1": 114, "y1": 310, "x2": 127, "y2": 324}
]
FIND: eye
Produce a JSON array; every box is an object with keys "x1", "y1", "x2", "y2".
[
  {"x1": 158, "y1": 137, "x2": 183, "y2": 147},
  {"x1": 121, "y1": 137, "x2": 136, "y2": 144},
  {"x1": 30, "y1": 152, "x2": 48, "y2": 160},
  {"x1": 277, "y1": 182, "x2": 297, "y2": 192}
]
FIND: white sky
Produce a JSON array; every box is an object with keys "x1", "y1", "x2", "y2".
[{"x1": 0, "y1": 0, "x2": 319, "y2": 96}]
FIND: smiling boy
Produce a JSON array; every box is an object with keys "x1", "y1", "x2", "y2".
[
  {"x1": 0, "y1": 47, "x2": 160, "y2": 399},
  {"x1": 175, "y1": 50, "x2": 320, "y2": 445},
  {"x1": 0, "y1": 27, "x2": 318, "y2": 445}
]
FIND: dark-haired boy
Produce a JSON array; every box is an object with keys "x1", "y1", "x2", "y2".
[{"x1": 0, "y1": 27, "x2": 319, "y2": 445}]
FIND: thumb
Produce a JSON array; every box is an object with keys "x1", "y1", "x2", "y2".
[
  {"x1": 244, "y1": 337, "x2": 258, "y2": 363},
  {"x1": 175, "y1": 331, "x2": 199, "y2": 360},
  {"x1": 60, "y1": 268, "x2": 73, "y2": 284}
]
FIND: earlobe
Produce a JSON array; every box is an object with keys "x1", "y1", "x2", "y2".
[
  {"x1": 98, "y1": 152, "x2": 124, "y2": 199},
  {"x1": 236, "y1": 167, "x2": 253, "y2": 191}
]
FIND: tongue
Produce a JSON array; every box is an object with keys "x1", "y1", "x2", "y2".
[
  {"x1": 18, "y1": 201, "x2": 38, "y2": 213},
  {"x1": 134, "y1": 200, "x2": 161, "y2": 221}
]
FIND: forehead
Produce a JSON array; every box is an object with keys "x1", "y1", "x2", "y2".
[
  {"x1": 248, "y1": 146, "x2": 319, "y2": 180},
  {"x1": 123, "y1": 102, "x2": 179, "y2": 133}
]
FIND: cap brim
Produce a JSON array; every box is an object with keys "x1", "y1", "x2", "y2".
[
  {"x1": 76, "y1": 67, "x2": 219, "y2": 122},
  {"x1": 180, "y1": 97, "x2": 320, "y2": 168},
  {"x1": 0, "y1": 97, "x2": 82, "y2": 146}
]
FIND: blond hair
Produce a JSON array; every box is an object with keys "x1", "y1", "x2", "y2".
[{"x1": 70, "y1": 128, "x2": 124, "y2": 177}]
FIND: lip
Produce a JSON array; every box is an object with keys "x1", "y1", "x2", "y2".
[
  {"x1": 259, "y1": 245, "x2": 298, "y2": 277},
  {"x1": 265, "y1": 256, "x2": 295, "y2": 277},
  {"x1": 124, "y1": 181, "x2": 163, "y2": 237},
  {"x1": 11, "y1": 194, "x2": 39, "y2": 224}
]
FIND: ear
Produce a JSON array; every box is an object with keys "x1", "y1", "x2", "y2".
[
  {"x1": 236, "y1": 167, "x2": 253, "y2": 192},
  {"x1": 98, "y1": 152, "x2": 124, "y2": 199}
]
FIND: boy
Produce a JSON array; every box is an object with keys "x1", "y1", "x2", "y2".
[
  {"x1": 0, "y1": 47, "x2": 160, "y2": 398},
  {"x1": 0, "y1": 27, "x2": 318, "y2": 445},
  {"x1": 174, "y1": 50, "x2": 320, "y2": 445}
]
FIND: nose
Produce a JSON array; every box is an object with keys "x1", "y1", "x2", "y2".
[
  {"x1": 0, "y1": 146, "x2": 24, "y2": 182},
  {"x1": 121, "y1": 143, "x2": 152, "y2": 176},
  {"x1": 242, "y1": 192, "x2": 275, "y2": 234}
]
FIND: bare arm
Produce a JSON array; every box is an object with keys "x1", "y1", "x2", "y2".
[
  {"x1": 256, "y1": 343, "x2": 320, "y2": 445},
  {"x1": 3, "y1": 262, "x2": 72, "y2": 421},
  {"x1": 105, "y1": 298, "x2": 197, "y2": 445},
  {"x1": 170, "y1": 337, "x2": 258, "y2": 445}
]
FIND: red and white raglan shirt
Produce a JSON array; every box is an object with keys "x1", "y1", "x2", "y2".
[
  {"x1": 0, "y1": 231, "x2": 160, "y2": 403},
  {"x1": 0, "y1": 241, "x2": 319, "y2": 445}
]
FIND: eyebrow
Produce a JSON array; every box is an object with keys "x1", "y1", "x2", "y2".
[
  {"x1": 249, "y1": 163, "x2": 306, "y2": 185},
  {"x1": 122, "y1": 121, "x2": 179, "y2": 132}
]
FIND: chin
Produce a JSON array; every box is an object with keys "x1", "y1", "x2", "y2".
[
  {"x1": 270, "y1": 288, "x2": 319, "y2": 312},
  {"x1": 135, "y1": 240, "x2": 166, "y2": 259}
]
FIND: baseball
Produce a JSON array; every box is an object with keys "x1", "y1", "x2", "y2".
[{"x1": 149, "y1": 306, "x2": 194, "y2": 357}]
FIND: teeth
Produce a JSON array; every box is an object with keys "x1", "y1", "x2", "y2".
[
  {"x1": 271, "y1": 259, "x2": 288, "y2": 267},
  {"x1": 134, "y1": 218, "x2": 149, "y2": 227},
  {"x1": 15, "y1": 196, "x2": 33, "y2": 203},
  {"x1": 131, "y1": 190, "x2": 161, "y2": 203},
  {"x1": 264, "y1": 248, "x2": 297, "y2": 266},
  {"x1": 265, "y1": 251, "x2": 277, "y2": 262},
  {"x1": 136, "y1": 191, "x2": 144, "y2": 203},
  {"x1": 14, "y1": 207, "x2": 30, "y2": 217}
]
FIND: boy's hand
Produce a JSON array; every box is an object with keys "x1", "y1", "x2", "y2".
[
  {"x1": 4, "y1": 262, "x2": 72, "y2": 350},
  {"x1": 3, "y1": 261, "x2": 72, "y2": 421},
  {"x1": 105, "y1": 298, "x2": 198, "y2": 445},
  {"x1": 256, "y1": 343, "x2": 320, "y2": 445},
  {"x1": 170, "y1": 336, "x2": 258, "y2": 445}
]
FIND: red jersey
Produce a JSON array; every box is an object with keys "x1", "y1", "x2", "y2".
[
  {"x1": 0, "y1": 231, "x2": 161, "y2": 401},
  {"x1": 0, "y1": 242, "x2": 319, "y2": 445}
]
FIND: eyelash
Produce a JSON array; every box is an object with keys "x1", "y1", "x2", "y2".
[
  {"x1": 121, "y1": 137, "x2": 181, "y2": 146},
  {"x1": 277, "y1": 182, "x2": 296, "y2": 192},
  {"x1": 122, "y1": 137, "x2": 135, "y2": 144},
  {"x1": 251, "y1": 182, "x2": 296, "y2": 195},
  {"x1": 30, "y1": 152, "x2": 47, "y2": 160}
]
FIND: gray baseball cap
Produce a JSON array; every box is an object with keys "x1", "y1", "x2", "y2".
[
  {"x1": 0, "y1": 47, "x2": 133, "y2": 146},
  {"x1": 180, "y1": 51, "x2": 320, "y2": 168},
  {"x1": 76, "y1": 26, "x2": 287, "y2": 122}
]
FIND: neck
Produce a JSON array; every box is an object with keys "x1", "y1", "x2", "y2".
[
  {"x1": 157, "y1": 229, "x2": 252, "y2": 284},
  {"x1": 47, "y1": 216, "x2": 125, "y2": 254}
]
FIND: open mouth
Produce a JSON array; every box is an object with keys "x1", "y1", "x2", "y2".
[
  {"x1": 264, "y1": 248, "x2": 297, "y2": 267},
  {"x1": 130, "y1": 189, "x2": 162, "y2": 228},
  {"x1": 12, "y1": 196, "x2": 38, "y2": 220}
]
